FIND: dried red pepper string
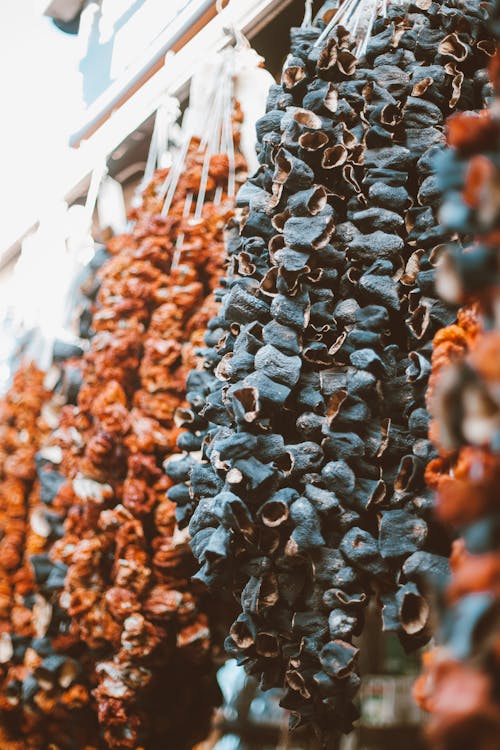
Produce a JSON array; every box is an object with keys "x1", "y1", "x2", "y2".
[
  {"x1": 0, "y1": 365, "x2": 54, "y2": 738},
  {"x1": 0, "y1": 364, "x2": 49, "y2": 632},
  {"x1": 0, "y1": 347, "x2": 106, "y2": 743},
  {"x1": 41, "y1": 139, "x2": 243, "y2": 749},
  {"x1": 0, "y1": 111, "x2": 244, "y2": 746}
]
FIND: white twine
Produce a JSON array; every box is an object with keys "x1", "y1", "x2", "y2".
[
  {"x1": 302, "y1": 0, "x2": 314, "y2": 28},
  {"x1": 162, "y1": 43, "x2": 241, "y2": 268},
  {"x1": 314, "y1": 0, "x2": 388, "y2": 56},
  {"x1": 83, "y1": 157, "x2": 107, "y2": 231},
  {"x1": 140, "y1": 95, "x2": 180, "y2": 193}
]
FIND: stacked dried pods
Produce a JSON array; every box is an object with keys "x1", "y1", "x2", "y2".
[
  {"x1": 414, "y1": 20, "x2": 500, "y2": 749},
  {"x1": 166, "y1": 0, "x2": 494, "y2": 737},
  {"x1": 15, "y1": 144, "x2": 241, "y2": 750}
]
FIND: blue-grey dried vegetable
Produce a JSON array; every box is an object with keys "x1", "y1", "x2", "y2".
[{"x1": 166, "y1": 0, "x2": 494, "y2": 740}]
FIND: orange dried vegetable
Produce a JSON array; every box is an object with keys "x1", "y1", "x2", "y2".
[
  {"x1": 446, "y1": 109, "x2": 498, "y2": 153},
  {"x1": 416, "y1": 653, "x2": 500, "y2": 750},
  {"x1": 0, "y1": 365, "x2": 85, "y2": 744},
  {"x1": 0, "y1": 364, "x2": 48, "y2": 634},
  {"x1": 23, "y1": 137, "x2": 244, "y2": 749},
  {"x1": 0, "y1": 362, "x2": 103, "y2": 748}
]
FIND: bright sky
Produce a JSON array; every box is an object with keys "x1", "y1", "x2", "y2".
[{"x1": 0, "y1": 2, "x2": 83, "y2": 252}]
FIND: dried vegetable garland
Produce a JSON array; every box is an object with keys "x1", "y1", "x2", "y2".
[
  {"x1": 166, "y1": 0, "x2": 494, "y2": 737},
  {"x1": 0, "y1": 364, "x2": 49, "y2": 643},
  {"x1": 12, "y1": 143, "x2": 243, "y2": 750},
  {"x1": 0, "y1": 364, "x2": 56, "y2": 744},
  {"x1": 0, "y1": 251, "x2": 111, "y2": 749},
  {"x1": 0, "y1": 364, "x2": 49, "y2": 620},
  {"x1": 414, "y1": 16, "x2": 500, "y2": 748}
]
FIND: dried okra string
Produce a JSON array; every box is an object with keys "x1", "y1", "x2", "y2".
[
  {"x1": 414, "y1": 18, "x2": 500, "y2": 748},
  {"x1": 167, "y1": 0, "x2": 494, "y2": 738}
]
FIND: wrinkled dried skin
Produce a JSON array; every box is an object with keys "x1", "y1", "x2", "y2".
[
  {"x1": 166, "y1": 0, "x2": 495, "y2": 738},
  {"x1": 15, "y1": 147, "x2": 239, "y2": 748}
]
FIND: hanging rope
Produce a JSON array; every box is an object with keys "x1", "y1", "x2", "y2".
[
  {"x1": 314, "y1": 0, "x2": 387, "y2": 56},
  {"x1": 159, "y1": 39, "x2": 241, "y2": 267},
  {"x1": 83, "y1": 157, "x2": 108, "y2": 231},
  {"x1": 301, "y1": 0, "x2": 314, "y2": 28},
  {"x1": 140, "y1": 95, "x2": 180, "y2": 193}
]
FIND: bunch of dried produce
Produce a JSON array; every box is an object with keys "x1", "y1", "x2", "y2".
[
  {"x1": 166, "y1": 0, "x2": 494, "y2": 738},
  {"x1": 0, "y1": 364, "x2": 49, "y2": 599},
  {"x1": 414, "y1": 23, "x2": 500, "y2": 750},
  {"x1": 416, "y1": 315, "x2": 500, "y2": 750},
  {"x1": 0, "y1": 249, "x2": 113, "y2": 749},
  {"x1": 0, "y1": 365, "x2": 56, "y2": 740},
  {"x1": 15, "y1": 139, "x2": 243, "y2": 750},
  {"x1": 0, "y1": 365, "x2": 49, "y2": 635}
]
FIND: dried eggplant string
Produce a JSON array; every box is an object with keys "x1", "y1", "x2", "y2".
[
  {"x1": 414, "y1": 12, "x2": 500, "y2": 748},
  {"x1": 166, "y1": 0, "x2": 494, "y2": 739},
  {"x1": 349, "y1": 0, "x2": 494, "y2": 659}
]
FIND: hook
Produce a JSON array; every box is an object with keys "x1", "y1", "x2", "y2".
[
  {"x1": 217, "y1": 0, "x2": 249, "y2": 49},
  {"x1": 223, "y1": 23, "x2": 250, "y2": 50},
  {"x1": 216, "y1": 0, "x2": 230, "y2": 12}
]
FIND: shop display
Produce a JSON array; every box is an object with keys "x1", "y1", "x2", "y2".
[
  {"x1": 1, "y1": 1, "x2": 500, "y2": 748},
  {"x1": 166, "y1": 0, "x2": 494, "y2": 740},
  {"x1": 414, "y1": 11, "x2": 500, "y2": 748}
]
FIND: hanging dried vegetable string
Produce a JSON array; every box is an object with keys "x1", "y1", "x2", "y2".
[
  {"x1": 14, "y1": 73, "x2": 246, "y2": 748},
  {"x1": 0, "y1": 364, "x2": 49, "y2": 644},
  {"x1": 0, "y1": 365, "x2": 53, "y2": 742},
  {"x1": 414, "y1": 8, "x2": 500, "y2": 747},
  {"x1": 166, "y1": 0, "x2": 494, "y2": 739},
  {"x1": 0, "y1": 249, "x2": 111, "y2": 749}
]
